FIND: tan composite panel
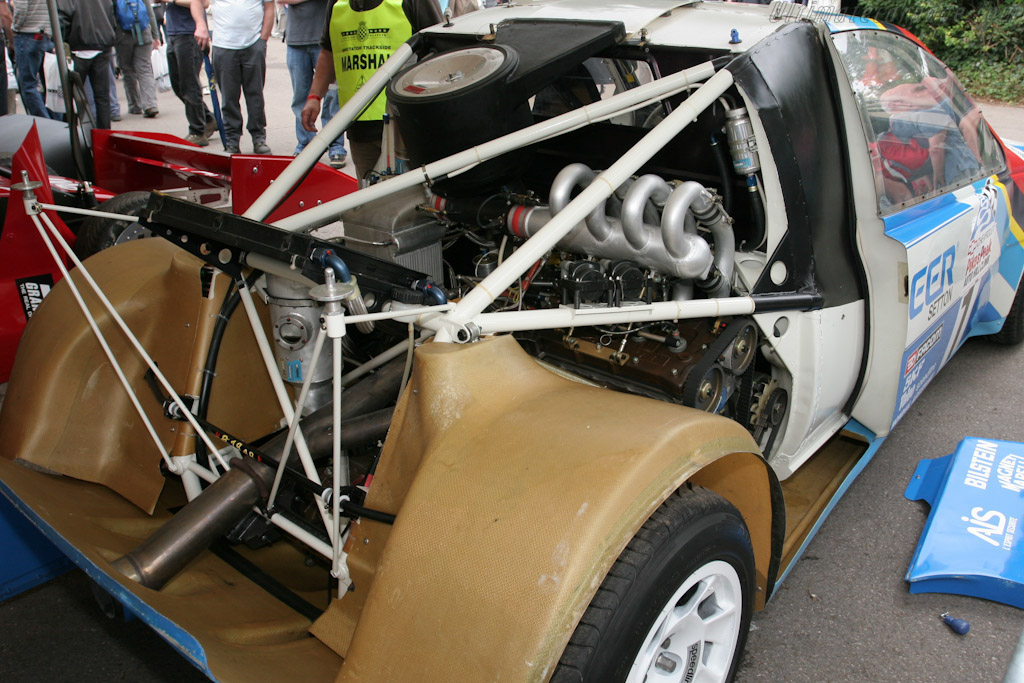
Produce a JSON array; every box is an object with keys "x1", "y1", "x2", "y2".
[
  {"x1": 336, "y1": 336, "x2": 767, "y2": 682},
  {"x1": 0, "y1": 456, "x2": 345, "y2": 681},
  {"x1": 0, "y1": 238, "x2": 281, "y2": 512}
]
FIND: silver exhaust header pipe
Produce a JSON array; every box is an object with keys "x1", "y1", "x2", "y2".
[{"x1": 112, "y1": 458, "x2": 274, "y2": 590}]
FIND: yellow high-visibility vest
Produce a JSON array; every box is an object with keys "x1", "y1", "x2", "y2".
[{"x1": 329, "y1": 0, "x2": 412, "y2": 121}]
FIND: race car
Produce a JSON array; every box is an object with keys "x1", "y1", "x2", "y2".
[{"x1": 1, "y1": 2, "x2": 1022, "y2": 681}]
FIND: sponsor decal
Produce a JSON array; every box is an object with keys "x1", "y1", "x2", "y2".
[
  {"x1": 962, "y1": 505, "x2": 1017, "y2": 551},
  {"x1": 971, "y1": 181, "x2": 1000, "y2": 240},
  {"x1": 16, "y1": 275, "x2": 53, "y2": 320},
  {"x1": 684, "y1": 642, "x2": 700, "y2": 682},
  {"x1": 905, "y1": 324, "x2": 942, "y2": 376},
  {"x1": 997, "y1": 452, "x2": 1024, "y2": 493},
  {"x1": 963, "y1": 439, "x2": 998, "y2": 490},
  {"x1": 965, "y1": 182, "x2": 1000, "y2": 287},
  {"x1": 909, "y1": 245, "x2": 955, "y2": 320}
]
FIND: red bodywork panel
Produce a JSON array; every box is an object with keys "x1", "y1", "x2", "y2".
[
  {"x1": 230, "y1": 155, "x2": 358, "y2": 223},
  {"x1": 0, "y1": 126, "x2": 77, "y2": 382},
  {"x1": 92, "y1": 130, "x2": 358, "y2": 220},
  {"x1": 0, "y1": 128, "x2": 357, "y2": 381}
]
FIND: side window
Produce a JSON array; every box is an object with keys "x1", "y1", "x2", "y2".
[{"x1": 833, "y1": 30, "x2": 1003, "y2": 213}]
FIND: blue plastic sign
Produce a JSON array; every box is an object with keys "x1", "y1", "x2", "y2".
[{"x1": 905, "y1": 437, "x2": 1024, "y2": 608}]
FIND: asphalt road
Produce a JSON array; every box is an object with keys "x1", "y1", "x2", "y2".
[{"x1": 2, "y1": 37, "x2": 1024, "y2": 683}]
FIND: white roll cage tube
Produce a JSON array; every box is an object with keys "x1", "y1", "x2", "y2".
[
  {"x1": 271, "y1": 60, "x2": 718, "y2": 233},
  {"x1": 17, "y1": 196, "x2": 232, "y2": 475}
]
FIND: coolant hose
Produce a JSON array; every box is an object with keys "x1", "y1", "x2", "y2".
[
  {"x1": 746, "y1": 174, "x2": 766, "y2": 250},
  {"x1": 414, "y1": 279, "x2": 447, "y2": 305},
  {"x1": 317, "y1": 249, "x2": 352, "y2": 283},
  {"x1": 710, "y1": 133, "x2": 734, "y2": 214},
  {"x1": 692, "y1": 192, "x2": 735, "y2": 298}
]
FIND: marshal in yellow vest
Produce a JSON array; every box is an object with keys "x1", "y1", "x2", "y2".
[{"x1": 329, "y1": 0, "x2": 412, "y2": 122}]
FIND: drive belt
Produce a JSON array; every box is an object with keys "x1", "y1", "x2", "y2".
[{"x1": 681, "y1": 317, "x2": 745, "y2": 409}]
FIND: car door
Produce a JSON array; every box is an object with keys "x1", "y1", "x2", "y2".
[{"x1": 832, "y1": 27, "x2": 1009, "y2": 428}]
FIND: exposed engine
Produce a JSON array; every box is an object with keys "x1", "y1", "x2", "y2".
[
  {"x1": 252, "y1": 40, "x2": 794, "y2": 553},
  {"x1": 266, "y1": 148, "x2": 791, "y2": 458}
]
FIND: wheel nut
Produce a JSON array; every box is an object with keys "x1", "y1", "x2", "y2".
[{"x1": 655, "y1": 653, "x2": 677, "y2": 673}]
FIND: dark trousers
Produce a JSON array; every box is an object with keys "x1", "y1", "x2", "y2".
[
  {"x1": 14, "y1": 32, "x2": 55, "y2": 118},
  {"x1": 168, "y1": 33, "x2": 212, "y2": 136},
  {"x1": 0, "y1": 39, "x2": 7, "y2": 117},
  {"x1": 212, "y1": 39, "x2": 267, "y2": 147},
  {"x1": 73, "y1": 49, "x2": 112, "y2": 129}
]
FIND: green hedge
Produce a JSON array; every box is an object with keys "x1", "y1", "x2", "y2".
[{"x1": 850, "y1": 0, "x2": 1024, "y2": 102}]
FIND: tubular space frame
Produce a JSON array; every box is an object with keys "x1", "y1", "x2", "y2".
[
  {"x1": 20, "y1": 62, "x2": 739, "y2": 569},
  {"x1": 27, "y1": 200, "x2": 339, "y2": 547}
]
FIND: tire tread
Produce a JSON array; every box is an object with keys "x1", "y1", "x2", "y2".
[
  {"x1": 551, "y1": 485, "x2": 749, "y2": 682},
  {"x1": 74, "y1": 191, "x2": 151, "y2": 259}
]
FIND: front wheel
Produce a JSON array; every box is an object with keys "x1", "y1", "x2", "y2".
[{"x1": 552, "y1": 485, "x2": 755, "y2": 683}]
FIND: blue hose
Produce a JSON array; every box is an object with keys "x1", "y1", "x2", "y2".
[
  {"x1": 317, "y1": 249, "x2": 352, "y2": 283},
  {"x1": 414, "y1": 280, "x2": 447, "y2": 305}
]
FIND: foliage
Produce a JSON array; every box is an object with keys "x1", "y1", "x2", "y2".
[{"x1": 849, "y1": 0, "x2": 1024, "y2": 102}]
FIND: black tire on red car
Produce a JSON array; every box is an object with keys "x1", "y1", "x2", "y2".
[
  {"x1": 551, "y1": 485, "x2": 755, "y2": 683},
  {"x1": 74, "y1": 191, "x2": 153, "y2": 260}
]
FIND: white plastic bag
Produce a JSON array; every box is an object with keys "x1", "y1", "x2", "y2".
[
  {"x1": 44, "y1": 52, "x2": 66, "y2": 114},
  {"x1": 151, "y1": 43, "x2": 171, "y2": 93},
  {"x1": 5, "y1": 47, "x2": 15, "y2": 92}
]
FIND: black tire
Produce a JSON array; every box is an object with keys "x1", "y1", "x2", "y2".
[
  {"x1": 987, "y1": 281, "x2": 1024, "y2": 345},
  {"x1": 552, "y1": 485, "x2": 755, "y2": 683},
  {"x1": 74, "y1": 191, "x2": 152, "y2": 259}
]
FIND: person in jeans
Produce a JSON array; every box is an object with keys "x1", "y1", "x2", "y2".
[
  {"x1": 109, "y1": 61, "x2": 122, "y2": 121},
  {"x1": 279, "y1": 0, "x2": 346, "y2": 164},
  {"x1": 11, "y1": 0, "x2": 53, "y2": 118},
  {"x1": 114, "y1": 0, "x2": 160, "y2": 117},
  {"x1": 0, "y1": 2, "x2": 11, "y2": 116},
  {"x1": 164, "y1": 0, "x2": 216, "y2": 145},
  {"x1": 192, "y1": 0, "x2": 273, "y2": 154},
  {"x1": 57, "y1": 0, "x2": 116, "y2": 130}
]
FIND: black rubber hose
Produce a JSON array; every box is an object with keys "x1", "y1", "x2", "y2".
[
  {"x1": 710, "y1": 133, "x2": 734, "y2": 214},
  {"x1": 195, "y1": 287, "x2": 242, "y2": 466},
  {"x1": 746, "y1": 174, "x2": 766, "y2": 251},
  {"x1": 342, "y1": 501, "x2": 395, "y2": 525}
]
